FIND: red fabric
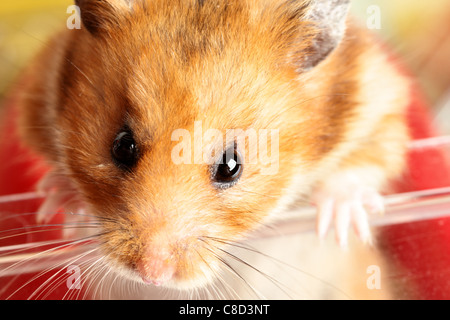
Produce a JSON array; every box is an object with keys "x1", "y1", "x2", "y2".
[
  {"x1": 0, "y1": 80, "x2": 74, "y2": 300},
  {"x1": 378, "y1": 46, "x2": 450, "y2": 299},
  {"x1": 380, "y1": 87, "x2": 450, "y2": 299}
]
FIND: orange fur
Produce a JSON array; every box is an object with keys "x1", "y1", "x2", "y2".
[{"x1": 17, "y1": 0, "x2": 410, "y2": 294}]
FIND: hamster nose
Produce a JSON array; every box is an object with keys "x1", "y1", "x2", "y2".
[{"x1": 136, "y1": 247, "x2": 175, "y2": 286}]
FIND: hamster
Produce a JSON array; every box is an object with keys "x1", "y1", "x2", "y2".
[{"x1": 14, "y1": 0, "x2": 411, "y2": 298}]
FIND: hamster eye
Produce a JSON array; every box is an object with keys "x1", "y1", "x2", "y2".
[
  {"x1": 111, "y1": 129, "x2": 139, "y2": 170},
  {"x1": 212, "y1": 147, "x2": 243, "y2": 188}
]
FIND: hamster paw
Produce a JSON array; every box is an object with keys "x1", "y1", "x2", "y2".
[
  {"x1": 312, "y1": 173, "x2": 384, "y2": 248},
  {"x1": 36, "y1": 171, "x2": 87, "y2": 238}
]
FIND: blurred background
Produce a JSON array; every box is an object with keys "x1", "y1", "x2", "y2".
[{"x1": 0, "y1": 0, "x2": 449, "y2": 131}]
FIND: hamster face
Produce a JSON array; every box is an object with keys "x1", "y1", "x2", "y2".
[{"x1": 50, "y1": 0, "x2": 356, "y2": 288}]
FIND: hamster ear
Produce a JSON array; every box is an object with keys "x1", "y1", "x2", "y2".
[
  {"x1": 300, "y1": 0, "x2": 351, "y2": 71},
  {"x1": 75, "y1": 0, "x2": 131, "y2": 36}
]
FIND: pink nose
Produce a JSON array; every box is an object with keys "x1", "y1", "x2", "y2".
[{"x1": 137, "y1": 248, "x2": 175, "y2": 286}]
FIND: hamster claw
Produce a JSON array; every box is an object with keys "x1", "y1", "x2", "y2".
[
  {"x1": 313, "y1": 174, "x2": 385, "y2": 248},
  {"x1": 36, "y1": 171, "x2": 87, "y2": 239},
  {"x1": 36, "y1": 189, "x2": 63, "y2": 225}
]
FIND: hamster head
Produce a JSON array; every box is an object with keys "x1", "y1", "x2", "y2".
[{"x1": 51, "y1": 0, "x2": 351, "y2": 289}]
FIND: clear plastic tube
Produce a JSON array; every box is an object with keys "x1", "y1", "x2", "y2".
[{"x1": 252, "y1": 185, "x2": 450, "y2": 238}]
